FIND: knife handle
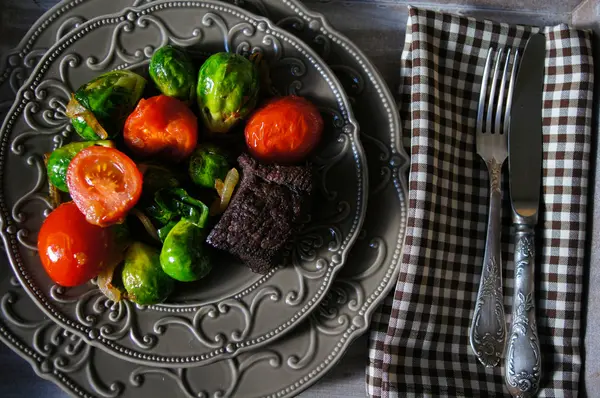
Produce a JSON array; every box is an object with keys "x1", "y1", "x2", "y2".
[
  {"x1": 469, "y1": 167, "x2": 506, "y2": 367},
  {"x1": 505, "y1": 224, "x2": 541, "y2": 397}
]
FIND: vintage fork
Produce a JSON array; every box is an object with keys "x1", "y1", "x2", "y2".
[{"x1": 469, "y1": 47, "x2": 519, "y2": 367}]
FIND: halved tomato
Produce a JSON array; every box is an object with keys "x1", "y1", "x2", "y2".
[
  {"x1": 67, "y1": 146, "x2": 142, "y2": 226},
  {"x1": 38, "y1": 202, "x2": 113, "y2": 287},
  {"x1": 123, "y1": 95, "x2": 198, "y2": 161}
]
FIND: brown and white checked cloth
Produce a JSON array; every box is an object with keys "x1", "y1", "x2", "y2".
[{"x1": 367, "y1": 7, "x2": 594, "y2": 397}]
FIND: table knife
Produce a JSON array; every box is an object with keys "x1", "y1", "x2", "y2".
[{"x1": 505, "y1": 32, "x2": 545, "y2": 398}]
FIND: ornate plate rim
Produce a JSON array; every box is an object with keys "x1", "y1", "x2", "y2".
[{"x1": 0, "y1": 0, "x2": 369, "y2": 366}]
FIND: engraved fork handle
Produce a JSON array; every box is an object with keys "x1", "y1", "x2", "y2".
[
  {"x1": 505, "y1": 224, "x2": 541, "y2": 397},
  {"x1": 469, "y1": 159, "x2": 507, "y2": 367}
]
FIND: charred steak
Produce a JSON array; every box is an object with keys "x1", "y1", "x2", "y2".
[{"x1": 206, "y1": 154, "x2": 312, "y2": 273}]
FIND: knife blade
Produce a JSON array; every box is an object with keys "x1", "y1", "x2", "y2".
[{"x1": 505, "y1": 32, "x2": 545, "y2": 398}]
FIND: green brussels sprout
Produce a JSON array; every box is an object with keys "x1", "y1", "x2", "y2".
[
  {"x1": 144, "y1": 187, "x2": 210, "y2": 228},
  {"x1": 160, "y1": 218, "x2": 212, "y2": 282},
  {"x1": 139, "y1": 163, "x2": 181, "y2": 197},
  {"x1": 197, "y1": 52, "x2": 260, "y2": 133},
  {"x1": 188, "y1": 145, "x2": 230, "y2": 188},
  {"x1": 46, "y1": 140, "x2": 114, "y2": 192},
  {"x1": 149, "y1": 45, "x2": 196, "y2": 104},
  {"x1": 122, "y1": 242, "x2": 174, "y2": 305},
  {"x1": 66, "y1": 70, "x2": 146, "y2": 140}
]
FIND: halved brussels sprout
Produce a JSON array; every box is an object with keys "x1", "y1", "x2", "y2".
[{"x1": 66, "y1": 70, "x2": 146, "y2": 140}]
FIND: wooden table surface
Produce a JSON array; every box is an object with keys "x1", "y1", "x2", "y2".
[{"x1": 0, "y1": 0, "x2": 598, "y2": 397}]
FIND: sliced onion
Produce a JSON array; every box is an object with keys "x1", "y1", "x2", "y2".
[
  {"x1": 65, "y1": 94, "x2": 109, "y2": 139},
  {"x1": 43, "y1": 153, "x2": 62, "y2": 209},
  {"x1": 130, "y1": 208, "x2": 161, "y2": 242},
  {"x1": 97, "y1": 260, "x2": 122, "y2": 303},
  {"x1": 210, "y1": 168, "x2": 239, "y2": 215},
  {"x1": 215, "y1": 179, "x2": 225, "y2": 196}
]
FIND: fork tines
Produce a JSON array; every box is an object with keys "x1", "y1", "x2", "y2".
[{"x1": 476, "y1": 47, "x2": 520, "y2": 136}]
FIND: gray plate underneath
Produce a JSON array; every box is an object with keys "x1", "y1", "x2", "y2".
[{"x1": 0, "y1": 0, "x2": 368, "y2": 367}]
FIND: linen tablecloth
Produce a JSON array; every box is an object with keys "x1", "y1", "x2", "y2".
[{"x1": 368, "y1": 7, "x2": 593, "y2": 397}]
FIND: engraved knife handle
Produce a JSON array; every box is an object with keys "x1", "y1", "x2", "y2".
[
  {"x1": 505, "y1": 224, "x2": 541, "y2": 397},
  {"x1": 469, "y1": 162, "x2": 506, "y2": 367}
]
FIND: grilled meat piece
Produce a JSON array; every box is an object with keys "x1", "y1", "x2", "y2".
[{"x1": 206, "y1": 154, "x2": 312, "y2": 273}]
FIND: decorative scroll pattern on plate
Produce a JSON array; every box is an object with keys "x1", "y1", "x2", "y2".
[{"x1": 0, "y1": 1, "x2": 366, "y2": 366}]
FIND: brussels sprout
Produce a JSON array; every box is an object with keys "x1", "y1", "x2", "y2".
[
  {"x1": 160, "y1": 218, "x2": 212, "y2": 282},
  {"x1": 149, "y1": 45, "x2": 196, "y2": 104},
  {"x1": 122, "y1": 242, "x2": 174, "y2": 305},
  {"x1": 188, "y1": 145, "x2": 230, "y2": 188},
  {"x1": 46, "y1": 140, "x2": 114, "y2": 192},
  {"x1": 139, "y1": 163, "x2": 181, "y2": 196},
  {"x1": 66, "y1": 70, "x2": 146, "y2": 140},
  {"x1": 197, "y1": 52, "x2": 260, "y2": 133},
  {"x1": 144, "y1": 187, "x2": 210, "y2": 228}
]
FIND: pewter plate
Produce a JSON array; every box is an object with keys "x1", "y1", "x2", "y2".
[
  {"x1": 0, "y1": 0, "x2": 368, "y2": 366},
  {"x1": 0, "y1": 0, "x2": 409, "y2": 396}
]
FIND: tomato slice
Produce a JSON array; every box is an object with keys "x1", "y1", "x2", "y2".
[
  {"x1": 123, "y1": 95, "x2": 198, "y2": 161},
  {"x1": 67, "y1": 146, "x2": 142, "y2": 226},
  {"x1": 38, "y1": 202, "x2": 113, "y2": 287}
]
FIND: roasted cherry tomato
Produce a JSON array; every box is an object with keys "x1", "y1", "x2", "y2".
[
  {"x1": 67, "y1": 146, "x2": 143, "y2": 226},
  {"x1": 244, "y1": 95, "x2": 324, "y2": 164},
  {"x1": 124, "y1": 95, "x2": 198, "y2": 161},
  {"x1": 37, "y1": 202, "x2": 113, "y2": 287}
]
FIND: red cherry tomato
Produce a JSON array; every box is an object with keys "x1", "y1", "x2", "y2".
[
  {"x1": 37, "y1": 202, "x2": 113, "y2": 287},
  {"x1": 124, "y1": 95, "x2": 198, "y2": 161},
  {"x1": 244, "y1": 96, "x2": 324, "y2": 164},
  {"x1": 67, "y1": 146, "x2": 142, "y2": 227}
]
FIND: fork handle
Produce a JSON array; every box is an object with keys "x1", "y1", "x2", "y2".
[
  {"x1": 469, "y1": 159, "x2": 506, "y2": 367},
  {"x1": 505, "y1": 224, "x2": 541, "y2": 397}
]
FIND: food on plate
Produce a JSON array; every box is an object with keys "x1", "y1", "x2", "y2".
[
  {"x1": 97, "y1": 261, "x2": 124, "y2": 302},
  {"x1": 46, "y1": 140, "x2": 114, "y2": 192},
  {"x1": 67, "y1": 146, "x2": 143, "y2": 227},
  {"x1": 39, "y1": 45, "x2": 324, "y2": 304},
  {"x1": 139, "y1": 163, "x2": 181, "y2": 195},
  {"x1": 244, "y1": 95, "x2": 323, "y2": 164},
  {"x1": 207, "y1": 154, "x2": 312, "y2": 273},
  {"x1": 210, "y1": 167, "x2": 239, "y2": 215},
  {"x1": 144, "y1": 187, "x2": 210, "y2": 230},
  {"x1": 188, "y1": 144, "x2": 230, "y2": 188},
  {"x1": 65, "y1": 70, "x2": 146, "y2": 140},
  {"x1": 122, "y1": 242, "x2": 174, "y2": 305},
  {"x1": 37, "y1": 202, "x2": 114, "y2": 287},
  {"x1": 197, "y1": 52, "x2": 260, "y2": 133},
  {"x1": 97, "y1": 223, "x2": 131, "y2": 302},
  {"x1": 160, "y1": 218, "x2": 213, "y2": 282},
  {"x1": 149, "y1": 45, "x2": 196, "y2": 104},
  {"x1": 124, "y1": 95, "x2": 198, "y2": 161}
]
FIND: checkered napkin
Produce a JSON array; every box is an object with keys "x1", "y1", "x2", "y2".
[{"x1": 367, "y1": 7, "x2": 594, "y2": 397}]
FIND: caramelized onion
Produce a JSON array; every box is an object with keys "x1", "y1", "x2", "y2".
[
  {"x1": 130, "y1": 208, "x2": 161, "y2": 242},
  {"x1": 210, "y1": 168, "x2": 239, "y2": 215}
]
